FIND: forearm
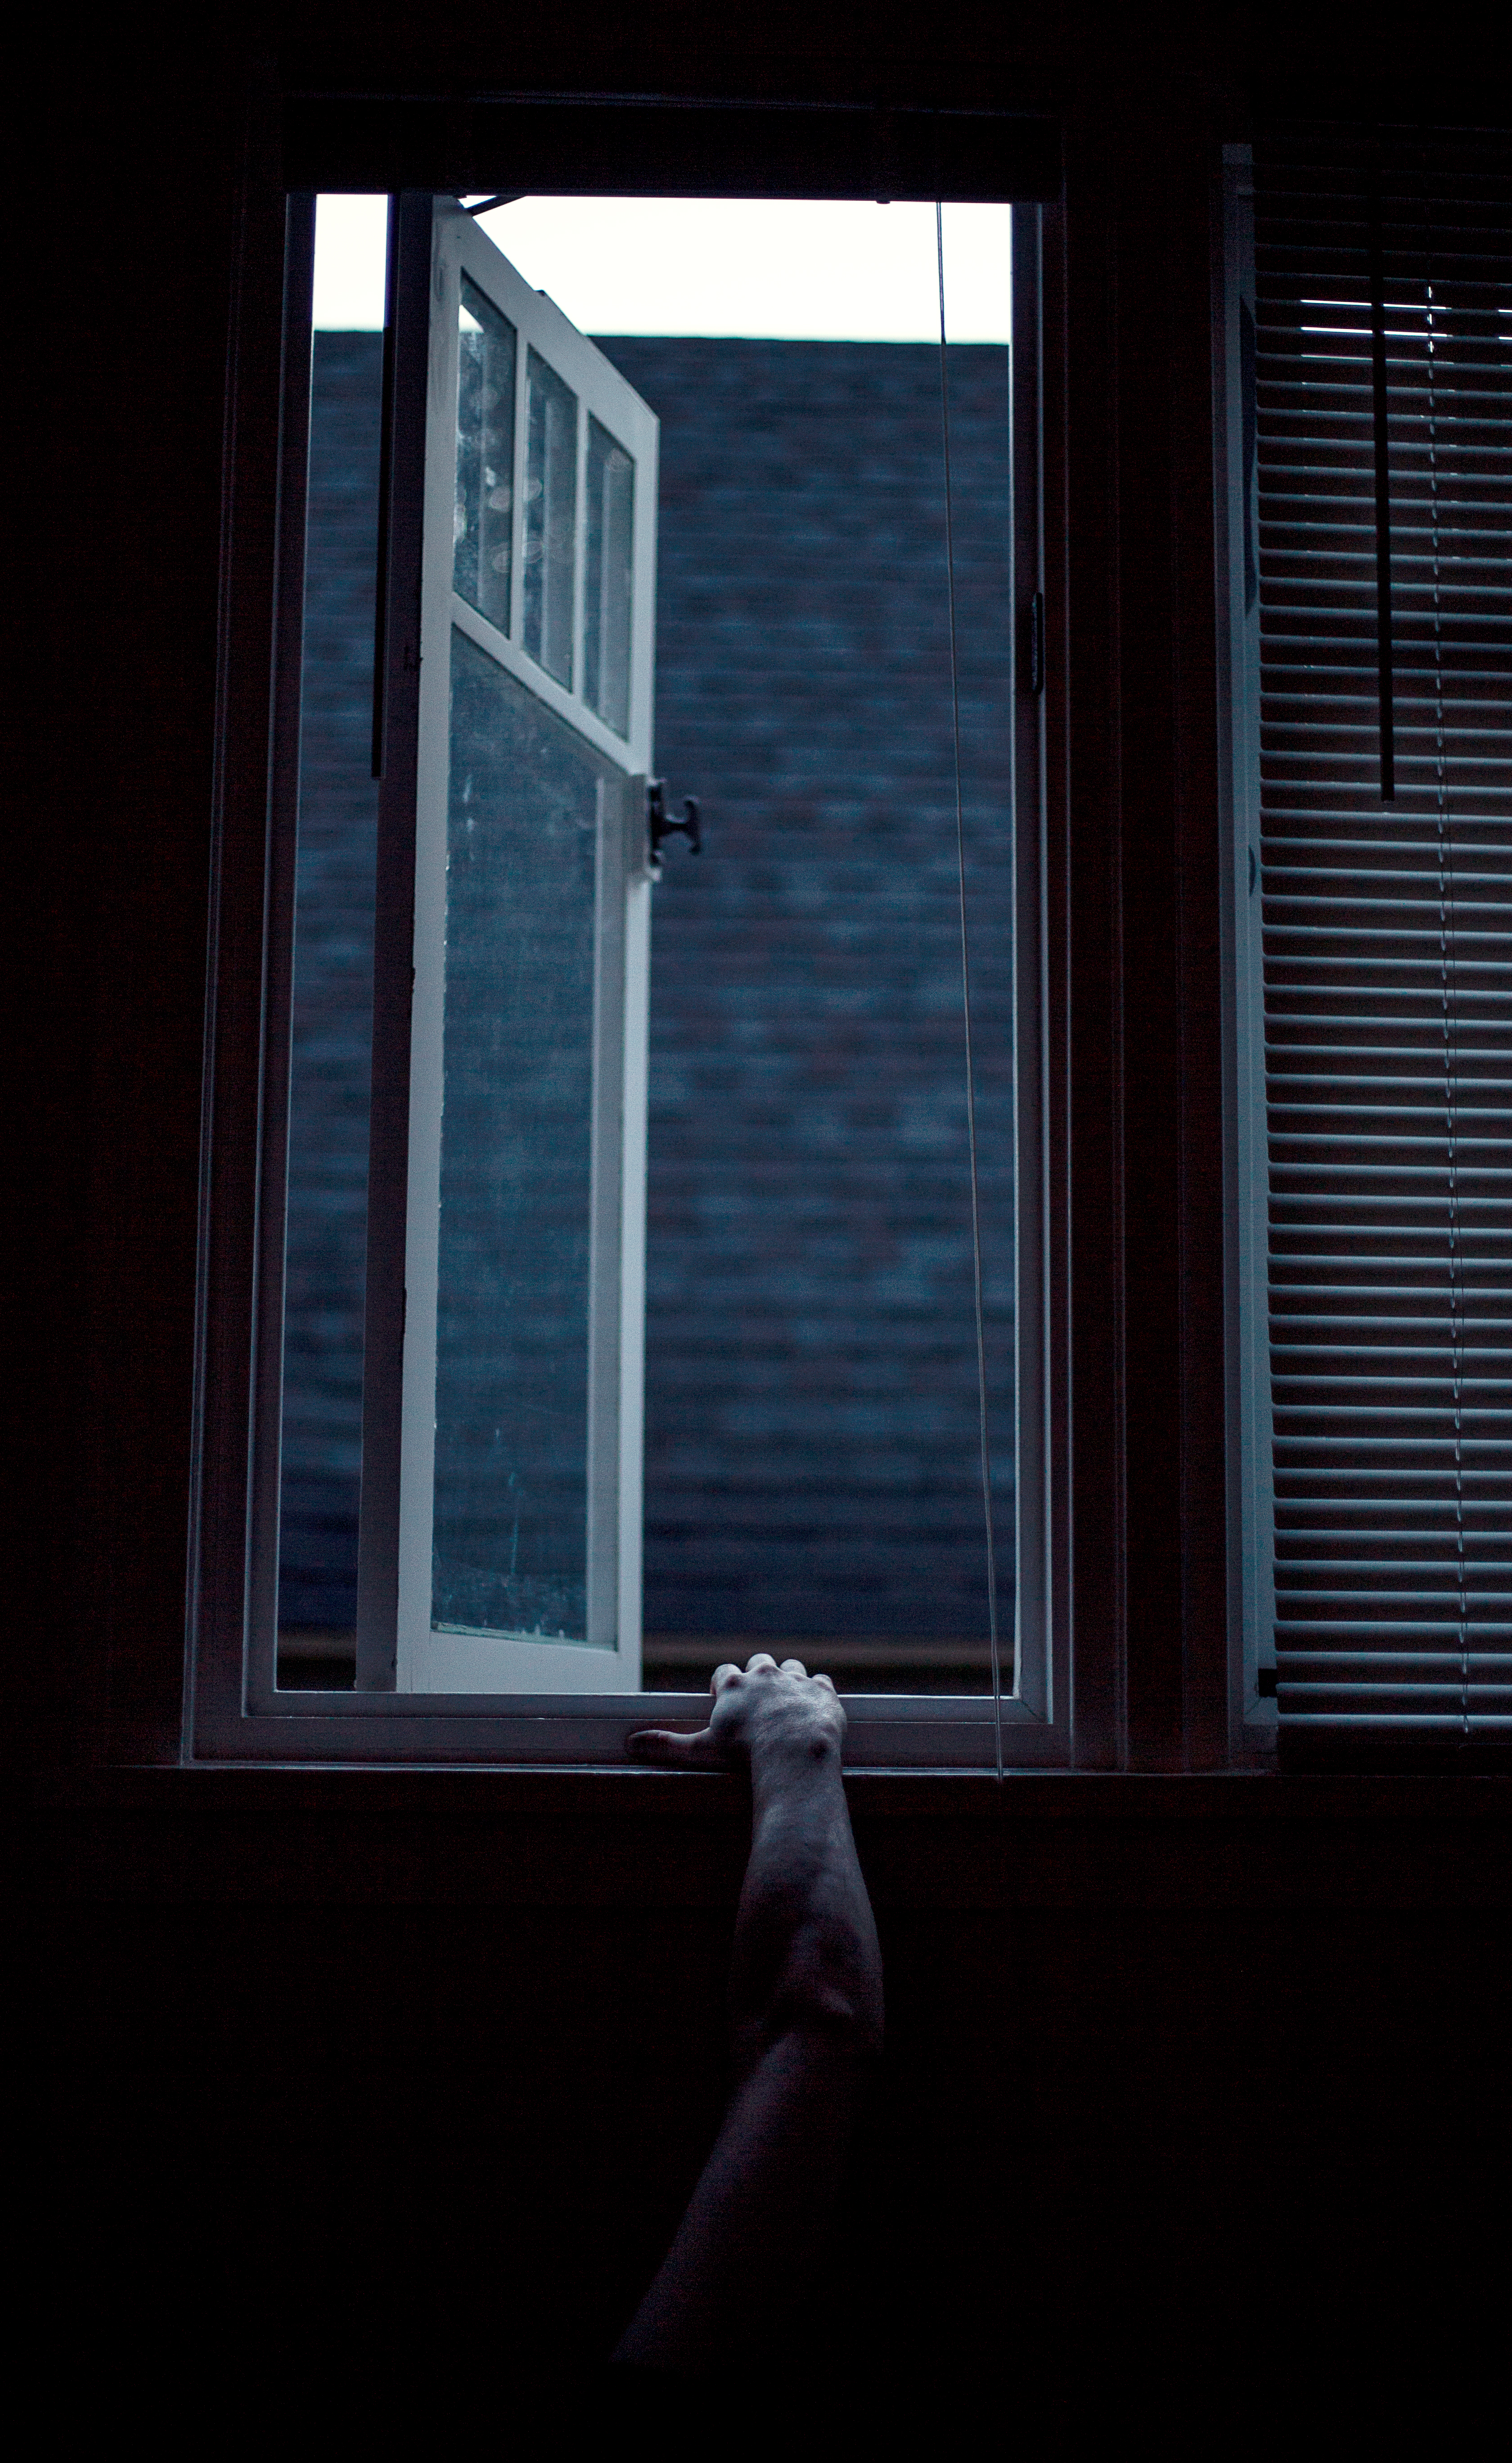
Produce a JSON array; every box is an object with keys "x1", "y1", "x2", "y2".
[
  {"x1": 732, "y1": 1757, "x2": 883, "y2": 2063},
  {"x1": 613, "y1": 2024, "x2": 862, "y2": 2372},
  {"x1": 618, "y1": 1654, "x2": 884, "y2": 2375}
]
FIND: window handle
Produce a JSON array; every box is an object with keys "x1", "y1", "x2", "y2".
[{"x1": 648, "y1": 779, "x2": 702, "y2": 862}]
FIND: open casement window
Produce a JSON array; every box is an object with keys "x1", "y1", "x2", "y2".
[
  {"x1": 1220, "y1": 135, "x2": 1512, "y2": 1766},
  {"x1": 193, "y1": 124, "x2": 1068, "y2": 1767},
  {"x1": 362, "y1": 201, "x2": 657, "y2": 1695}
]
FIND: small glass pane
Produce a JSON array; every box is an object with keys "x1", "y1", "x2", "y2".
[
  {"x1": 584, "y1": 418, "x2": 635, "y2": 736},
  {"x1": 432, "y1": 630, "x2": 614, "y2": 1642},
  {"x1": 522, "y1": 347, "x2": 578, "y2": 687},
  {"x1": 453, "y1": 273, "x2": 517, "y2": 633}
]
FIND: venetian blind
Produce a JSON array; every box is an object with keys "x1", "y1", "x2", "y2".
[{"x1": 1255, "y1": 134, "x2": 1512, "y2": 1750}]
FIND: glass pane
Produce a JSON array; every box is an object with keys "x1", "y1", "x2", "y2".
[
  {"x1": 432, "y1": 629, "x2": 614, "y2": 1642},
  {"x1": 277, "y1": 328, "x2": 384, "y2": 1689},
  {"x1": 584, "y1": 417, "x2": 635, "y2": 736},
  {"x1": 601, "y1": 326, "x2": 1016, "y2": 1695},
  {"x1": 522, "y1": 347, "x2": 577, "y2": 686},
  {"x1": 453, "y1": 273, "x2": 517, "y2": 634}
]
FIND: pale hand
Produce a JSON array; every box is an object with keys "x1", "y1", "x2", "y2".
[{"x1": 628, "y1": 1653, "x2": 846, "y2": 1771}]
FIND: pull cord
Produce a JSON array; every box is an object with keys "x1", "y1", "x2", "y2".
[{"x1": 936, "y1": 202, "x2": 1005, "y2": 1783}]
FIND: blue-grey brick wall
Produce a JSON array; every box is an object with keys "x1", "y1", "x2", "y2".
[
  {"x1": 280, "y1": 330, "x2": 1015, "y2": 1665},
  {"x1": 604, "y1": 338, "x2": 1015, "y2": 1654},
  {"x1": 278, "y1": 335, "x2": 380, "y2": 1634}
]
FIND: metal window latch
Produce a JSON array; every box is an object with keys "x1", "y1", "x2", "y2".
[{"x1": 648, "y1": 779, "x2": 702, "y2": 862}]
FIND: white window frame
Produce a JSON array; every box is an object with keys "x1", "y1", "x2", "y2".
[
  {"x1": 1214, "y1": 142, "x2": 1279, "y2": 1758},
  {"x1": 395, "y1": 206, "x2": 657, "y2": 1695},
  {"x1": 190, "y1": 188, "x2": 1069, "y2": 1768}
]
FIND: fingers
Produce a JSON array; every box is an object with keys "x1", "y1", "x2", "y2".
[
  {"x1": 626, "y1": 1725, "x2": 720, "y2": 1766},
  {"x1": 713, "y1": 1653, "x2": 836, "y2": 1690},
  {"x1": 720, "y1": 1653, "x2": 838, "y2": 1690},
  {"x1": 709, "y1": 1653, "x2": 779, "y2": 1694},
  {"x1": 777, "y1": 1656, "x2": 838, "y2": 1694}
]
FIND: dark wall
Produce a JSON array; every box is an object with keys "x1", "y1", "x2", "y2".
[{"x1": 26, "y1": 1779, "x2": 1508, "y2": 2418}]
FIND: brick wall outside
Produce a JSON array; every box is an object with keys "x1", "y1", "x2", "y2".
[
  {"x1": 278, "y1": 337, "x2": 379, "y2": 1638},
  {"x1": 280, "y1": 330, "x2": 1015, "y2": 1678},
  {"x1": 607, "y1": 337, "x2": 1015, "y2": 1668}
]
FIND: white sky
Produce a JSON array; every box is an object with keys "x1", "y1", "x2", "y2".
[{"x1": 311, "y1": 194, "x2": 1012, "y2": 343}]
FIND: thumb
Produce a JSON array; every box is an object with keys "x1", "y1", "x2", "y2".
[{"x1": 626, "y1": 1724, "x2": 721, "y2": 1766}]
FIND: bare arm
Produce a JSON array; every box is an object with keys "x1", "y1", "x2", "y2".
[{"x1": 612, "y1": 1656, "x2": 883, "y2": 2373}]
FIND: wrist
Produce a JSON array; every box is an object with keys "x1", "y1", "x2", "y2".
[{"x1": 748, "y1": 1729, "x2": 846, "y2": 1807}]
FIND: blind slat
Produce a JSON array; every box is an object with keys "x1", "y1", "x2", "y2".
[{"x1": 1256, "y1": 133, "x2": 1512, "y2": 1743}]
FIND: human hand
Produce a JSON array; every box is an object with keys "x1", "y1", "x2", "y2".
[{"x1": 627, "y1": 1653, "x2": 846, "y2": 1773}]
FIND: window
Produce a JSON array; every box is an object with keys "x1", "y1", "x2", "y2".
[
  {"x1": 192, "y1": 104, "x2": 1067, "y2": 1764},
  {"x1": 366, "y1": 203, "x2": 658, "y2": 1698},
  {"x1": 1220, "y1": 134, "x2": 1512, "y2": 1765}
]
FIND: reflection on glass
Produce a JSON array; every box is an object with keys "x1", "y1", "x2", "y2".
[
  {"x1": 523, "y1": 347, "x2": 577, "y2": 686},
  {"x1": 584, "y1": 417, "x2": 635, "y2": 736},
  {"x1": 454, "y1": 274, "x2": 518, "y2": 634},
  {"x1": 432, "y1": 631, "x2": 612, "y2": 1642}
]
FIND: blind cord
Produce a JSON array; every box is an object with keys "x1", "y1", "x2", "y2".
[
  {"x1": 1425, "y1": 257, "x2": 1470, "y2": 1740},
  {"x1": 936, "y1": 202, "x2": 1005, "y2": 1782}
]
